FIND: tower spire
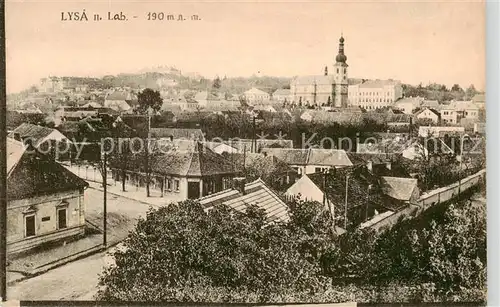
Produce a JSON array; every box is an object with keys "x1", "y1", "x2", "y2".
[{"x1": 335, "y1": 34, "x2": 347, "y2": 64}]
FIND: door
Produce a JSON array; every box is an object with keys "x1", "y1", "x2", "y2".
[
  {"x1": 25, "y1": 215, "x2": 36, "y2": 237},
  {"x1": 57, "y1": 208, "x2": 67, "y2": 229},
  {"x1": 188, "y1": 182, "x2": 200, "y2": 199}
]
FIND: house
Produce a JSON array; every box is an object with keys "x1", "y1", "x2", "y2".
[
  {"x1": 440, "y1": 101, "x2": 480, "y2": 124},
  {"x1": 9, "y1": 123, "x2": 71, "y2": 148},
  {"x1": 110, "y1": 141, "x2": 240, "y2": 202},
  {"x1": 198, "y1": 178, "x2": 290, "y2": 224},
  {"x1": 402, "y1": 138, "x2": 454, "y2": 160},
  {"x1": 285, "y1": 166, "x2": 384, "y2": 229},
  {"x1": 261, "y1": 148, "x2": 353, "y2": 175},
  {"x1": 6, "y1": 138, "x2": 89, "y2": 255},
  {"x1": 104, "y1": 91, "x2": 136, "y2": 112},
  {"x1": 150, "y1": 128, "x2": 205, "y2": 142},
  {"x1": 415, "y1": 107, "x2": 441, "y2": 124},
  {"x1": 244, "y1": 88, "x2": 270, "y2": 104},
  {"x1": 272, "y1": 89, "x2": 291, "y2": 103},
  {"x1": 222, "y1": 152, "x2": 299, "y2": 191},
  {"x1": 395, "y1": 97, "x2": 424, "y2": 114}
]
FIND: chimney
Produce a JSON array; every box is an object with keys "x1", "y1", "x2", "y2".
[
  {"x1": 385, "y1": 161, "x2": 392, "y2": 170},
  {"x1": 366, "y1": 161, "x2": 373, "y2": 172},
  {"x1": 232, "y1": 177, "x2": 247, "y2": 195}
]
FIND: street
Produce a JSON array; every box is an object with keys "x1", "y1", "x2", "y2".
[
  {"x1": 8, "y1": 246, "x2": 118, "y2": 300},
  {"x1": 7, "y1": 187, "x2": 155, "y2": 301}
]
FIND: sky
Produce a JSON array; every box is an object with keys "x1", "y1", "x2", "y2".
[{"x1": 6, "y1": 0, "x2": 485, "y2": 93}]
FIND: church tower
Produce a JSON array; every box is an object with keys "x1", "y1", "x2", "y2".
[{"x1": 333, "y1": 35, "x2": 349, "y2": 108}]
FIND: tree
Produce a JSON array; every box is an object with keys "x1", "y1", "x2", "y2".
[
  {"x1": 136, "y1": 88, "x2": 163, "y2": 114},
  {"x1": 97, "y1": 201, "x2": 327, "y2": 302},
  {"x1": 212, "y1": 76, "x2": 222, "y2": 90},
  {"x1": 465, "y1": 84, "x2": 478, "y2": 100},
  {"x1": 451, "y1": 84, "x2": 463, "y2": 92}
]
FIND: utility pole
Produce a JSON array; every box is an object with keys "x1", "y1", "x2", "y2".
[
  {"x1": 365, "y1": 184, "x2": 372, "y2": 222},
  {"x1": 103, "y1": 151, "x2": 107, "y2": 247},
  {"x1": 145, "y1": 107, "x2": 152, "y2": 197},
  {"x1": 344, "y1": 175, "x2": 349, "y2": 230},
  {"x1": 252, "y1": 116, "x2": 256, "y2": 153}
]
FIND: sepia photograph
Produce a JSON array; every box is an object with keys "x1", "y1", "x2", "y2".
[{"x1": 2, "y1": 0, "x2": 488, "y2": 304}]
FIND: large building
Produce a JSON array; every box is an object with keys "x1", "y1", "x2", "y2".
[
  {"x1": 290, "y1": 35, "x2": 349, "y2": 108},
  {"x1": 348, "y1": 79, "x2": 403, "y2": 110}
]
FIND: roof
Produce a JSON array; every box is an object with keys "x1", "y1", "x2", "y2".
[
  {"x1": 292, "y1": 75, "x2": 332, "y2": 85},
  {"x1": 261, "y1": 148, "x2": 353, "y2": 167},
  {"x1": 244, "y1": 87, "x2": 270, "y2": 96},
  {"x1": 415, "y1": 107, "x2": 441, "y2": 117},
  {"x1": 7, "y1": 143, "x2": 89, "y2": 200},
  {"x1": 7, "y1": 138, "x2": 26, "y2": 176},
  {"x1": 125, "y1": 141, "x2": 239, "y2": 177},
  {"x1": 260, "y1": 148, "x2": 310, "y2": 165},
  {"x1": 150, "y1": 128, "x2": 205, "y2": 141},
  {"x1": 273, "y1": 89, "x2": 291, "y2": 96},
  {"x1": 347, "y1": 153, "x2": 393, "y2": 165},
  {"x1": 223, "y1": 152, "x2": 297, "y2": 175},
  {"x1": 9, "y1": 123, "x2": 62, "y2": 146},
  {"x1": 307, "y1": 149, "x2": 353, "y2": 167},
  {"x1": 106, "y1": 91, "x2": 131, "y2": 101},
  {"x1": 421, "y1": 100, "x2": 440, "y2": 108},
  {"x1": 358, "y1": 79, "x2": 401, "y2": 88},
  {"x1": 379, "y1": 177, "x2": 418, "y2": 201},
  {"x1": 198, "y1": 178, "x2": 290, "y2": 223}
]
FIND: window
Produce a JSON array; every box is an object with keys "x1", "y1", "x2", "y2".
[
  {"x1": 337, "y1": 68, "x2": 339, "y2": 74},
  {"x1": 315, "y1": 167, "x2": 322, "y2": 173},
  {"x1": 166, "y1": 178, "x2": 172, "y2": 191},
  {"x1": 344, "y1": 68, "x2": 346, "y2": 74},
  {"x1": 57, "y1": 208, "x2": 67, "y2": 229},
  {"x1": 25, "y1": 214, "x2": 36, "y2": 237},
  {"x1": 174, "y1": 179, "x2": 180, "y2": 192}
]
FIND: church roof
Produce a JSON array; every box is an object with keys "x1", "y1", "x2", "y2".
[{"x1": 292, "y1": 75, "x2": 333, "y2": 85}]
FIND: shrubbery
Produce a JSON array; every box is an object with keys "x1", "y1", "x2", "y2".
[{"x1": 97, "y1": 191, "x2": 486, "y2": 303}]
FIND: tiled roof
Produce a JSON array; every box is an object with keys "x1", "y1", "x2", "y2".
[
  {"x1": 421, "y1": 100, "x2": 440, "y2": 108},
  {"x1": 10, "y1": 123, "x2": 59, "y2": 146},
  {"x1": 415, "y1": 107, "x2": 440, "y2": 117},
  {"x1": 198, "y1": 178, "x2": 290, "y2": 223},
  {"x1": 379, "y1": 177, "x2": 418, "y2": 201},
  {"x1": 347, "y1": 153, "x2": 393, "y2": 165},
  {"x1": 223, "y1": 152, "x2": 297, "y2": 175},
  {"x1": 7, "y1": 143, "x2": 89, "y2": 200},
  {"x1": 146, "y1": 142, "x2": 238, "y2": 177}
]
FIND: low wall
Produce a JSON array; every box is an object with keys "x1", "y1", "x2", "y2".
[{"x1": 368, "y1": 169, "x2": 486, "y2": 232}]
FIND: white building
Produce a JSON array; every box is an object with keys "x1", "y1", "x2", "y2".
[
  {"x1": 395, "y1": 97, "x2": 424, "y2": 114},
  {"x1": 244, "y1": 88, "x2": 270, "y2": 104},
  {"x1": 415, "y1": 107, "x2": 441, "y2": 123},
  {"x1": 348, "y1": 79, "x2": 403, "y2": 110}
]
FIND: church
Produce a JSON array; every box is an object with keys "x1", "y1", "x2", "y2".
[{"x1": 290, "y1": 35, "x2": 349, "y2": 108}]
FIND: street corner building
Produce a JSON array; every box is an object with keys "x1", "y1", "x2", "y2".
[{"x1": 6, "y1": 137, "x2": 89, "y2": 256}]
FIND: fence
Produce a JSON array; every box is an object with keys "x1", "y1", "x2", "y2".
[
  {"x1": 62, "y1": 163, "x2": 113, "y2": 184},
  {"x1": 367, "y1": 168, "x2": 486, "y2": 232}
]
